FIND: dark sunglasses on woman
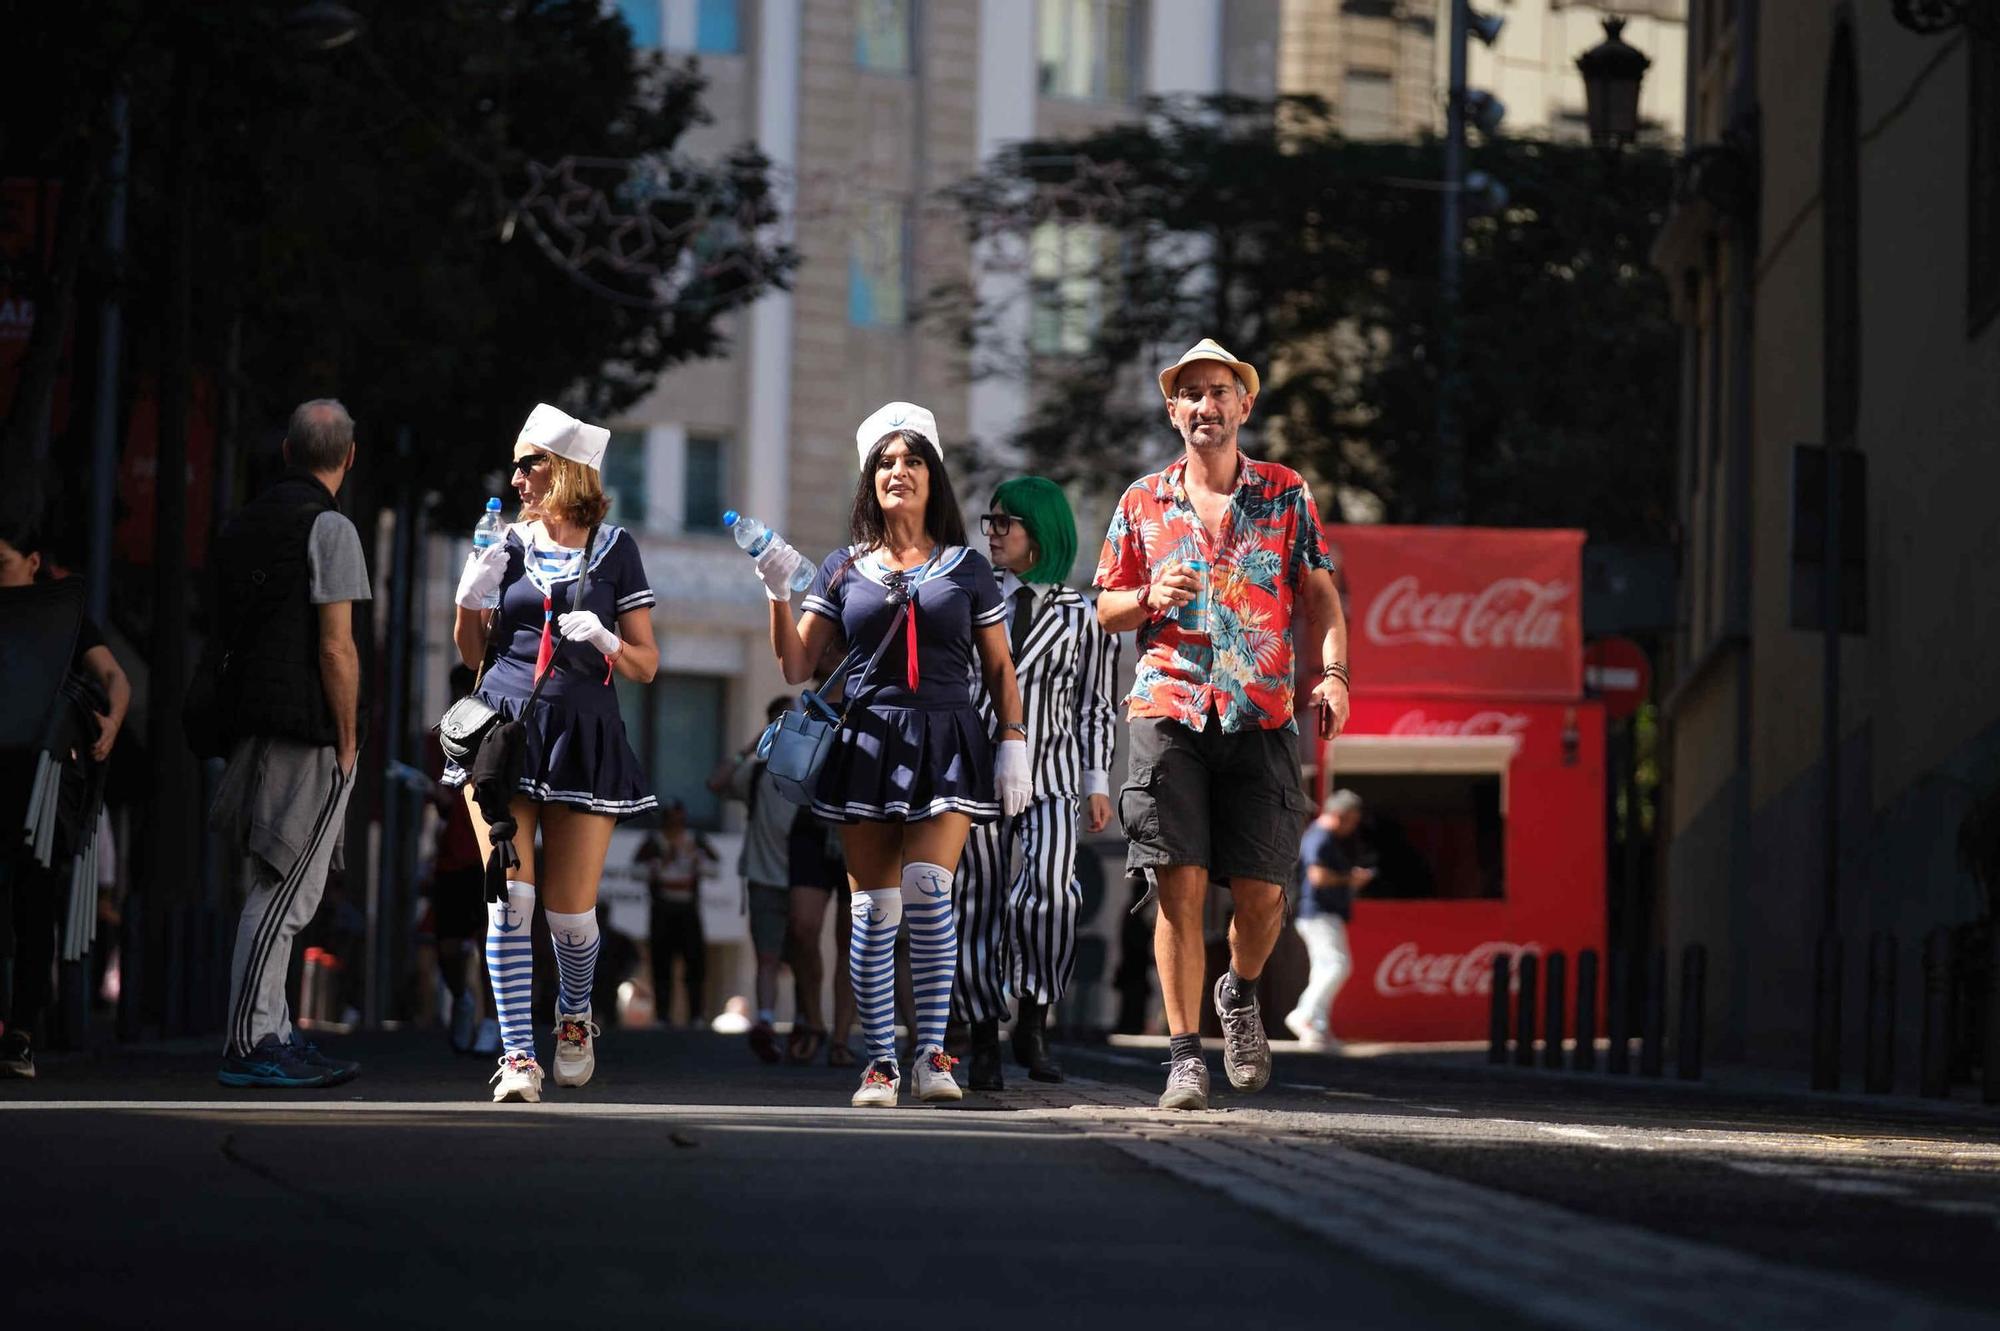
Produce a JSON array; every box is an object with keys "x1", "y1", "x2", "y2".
[
  {"x1": 513, "y1": 453, "x2": 551, "y2": 476},
  {"x1": 979, "y1": 513, "x2": 1019, "y2": 537}
]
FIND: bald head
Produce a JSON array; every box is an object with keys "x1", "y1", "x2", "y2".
[{"x1": 285, "y1": 399, "x2": 355, "y2": 476}]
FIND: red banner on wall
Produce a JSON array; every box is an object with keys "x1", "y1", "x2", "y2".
[{"x1": 1323, "y1": 526, "x2": 1584, "y2": 699}]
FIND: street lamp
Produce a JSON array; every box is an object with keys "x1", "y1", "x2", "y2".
[{"x1": 1577, "y1": 17, "x2": 1652, "y2": 150}]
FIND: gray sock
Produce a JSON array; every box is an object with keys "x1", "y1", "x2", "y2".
[
  {"x1": 1219, "y1": 968, "x2": 1257, "y2": 1010},
  {"x1": 1169, "y1": 1033, "x2": 1202, "y2": 1064}
]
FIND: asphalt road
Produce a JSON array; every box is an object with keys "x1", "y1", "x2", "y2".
[{"x1": 6, "y1": 1029, "x2": 2000, "y2": 1330}]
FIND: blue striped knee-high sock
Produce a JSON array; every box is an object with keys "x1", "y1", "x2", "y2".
[
  {"x1": 849, "y1": 887, "x2": 903, "y2": 1070},
  {"x1": 902, "y1": 861, "x2": 957, "y2": 1056},
  {"x1": 485, "y1": 882, "x2": 538, "y2": 1057},
  {"x1": 545, "y1": 907, "x2": 600, "y2": 1018}
]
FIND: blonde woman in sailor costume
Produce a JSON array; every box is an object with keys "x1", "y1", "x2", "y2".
[
  {"x1": 447, "y1": 406, "x2": 659, "y2": 1103},
  {"x1": 756, "y1": 402, "x2": 1032, "y2": 1107}
]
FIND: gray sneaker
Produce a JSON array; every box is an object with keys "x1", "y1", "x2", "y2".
[
  {"x1": 1213, "y1": 975, "x2": 1271, "y2": 1092},
  {"x1": 1158, "y1": 1055, "x2": 1210, "y2": 1110}
]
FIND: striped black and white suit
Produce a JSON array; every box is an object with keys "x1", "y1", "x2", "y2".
[{"x1": 953, "y1": 573, "x2": 1121, "y2": 1023}]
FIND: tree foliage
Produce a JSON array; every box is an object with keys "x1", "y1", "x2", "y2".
[
  {"x1": 943, "y1": 95, "x2": 1678, "y2": 544},
  {"x1": 4, "y1": 0, "x2": 793, "y2": 529}
]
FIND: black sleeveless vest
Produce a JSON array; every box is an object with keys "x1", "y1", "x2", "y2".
[{"x1": 214, "y1": 472, "x2": 342, "y2": 746}]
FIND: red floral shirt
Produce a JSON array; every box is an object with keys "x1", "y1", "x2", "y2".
[{"x1": 1093, "y1": 455, "x2": 1334, "y2": 733}]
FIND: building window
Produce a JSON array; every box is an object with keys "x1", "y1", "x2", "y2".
[
  {"x1": 1340, "y1": 69, "x2": 1397, "y2": 140},
  {"x1": 856, "y1": 0, "x2": 911, "y2": 73},
  {"x1": 616, "y1": 0, "x2": 661, "y2": 49},
  {"x1": 1029, "y1": 222, "x2": 1104, "y2": 355},
  {"x1": 601, "y1": 429, "x2": 650, "y2": 530},
  {"x1": 683, "y1": 433, "x2": 728, "y2": 531},
  {"x1": 652, "y1": 674, "x2": 729, "y2": 828},
  {"x1": 848, "y1": 197, "x2": 908, "y2": 327},
  {"x1": 1038, "y1": 0, "x2": 1136, "y2": 103},
  {"x1": 1971, "y1": 25, "x2": 1999, "y2": 336},
  {"x1": 696, "y1": 0, "x2": 740, "y2": 53}
]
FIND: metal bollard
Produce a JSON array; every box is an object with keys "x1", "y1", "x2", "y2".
[
  {"x1": 1515, "y1": 951, "x2": 1539, "y2": 1068},
  {"x1": 1607, "y1": 948, "x2": 1630, "y2": 1074},
  {"x1": 1920, "y1": 927, "x2": 1951, "y2": 1099},
  {"x1": 1677, "y1": 943, "x2": 1707, "y2": 1081},
  {"x1": 1640, "y1": 947, "x2": 1666, "y2": 1077},
  {"x1": 1864, "y1": 932, "x2": 1897, "y2": 1095},
  {"x1": 1488, "y1": 951, "x2": 1512, "y2": 1065},
  {"x1": 1574, "y1": 949, "x2": 1599, "y2": 1072},
  {"x1": 1543, "y1": 951, "x2": 1567, "y2": 1070}
]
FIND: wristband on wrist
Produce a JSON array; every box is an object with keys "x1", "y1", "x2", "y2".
[{"x1": 999, "y1": 721, "x2": 1027, "y2": 737}]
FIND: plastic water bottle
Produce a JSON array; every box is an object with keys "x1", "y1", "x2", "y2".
[
  {"x1": 472, "y1": 497, "x2": 504, "y2": 552},
  {"x1": 725, "y1": 510, "x2": 812, "y2": 594}
]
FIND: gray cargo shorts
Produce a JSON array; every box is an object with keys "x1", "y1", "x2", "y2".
[{"x1": 1119, "y1": 716, "x2": 1313, "y2": 888}]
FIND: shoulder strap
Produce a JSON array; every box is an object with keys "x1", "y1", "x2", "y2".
[{"x1": 833, "y1": 601, "x2": 910, "y2": 724}]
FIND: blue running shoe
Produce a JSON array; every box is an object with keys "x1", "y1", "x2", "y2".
[
  {"x1": 290, "y1": 1032, "x2": 360, "y2": 1087},
  {"x1": 217, "y1": 1034, "x2": 332, "y2": 1089}
]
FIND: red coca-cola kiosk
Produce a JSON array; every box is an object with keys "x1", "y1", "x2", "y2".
[{"x1": 1307, "y1": 526, "x2": 1604, "y2": 1042}]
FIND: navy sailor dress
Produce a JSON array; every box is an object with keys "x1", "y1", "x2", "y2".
[
  {"x1": 441, "y1": 522, "x2": 658, "y2": 820},
  {"x1": 800, "y1": 544, "x2": 1005, "y2": 825}
]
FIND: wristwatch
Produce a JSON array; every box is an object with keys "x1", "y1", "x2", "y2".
[{"x1": 999, "y1": 721, "x2": 1028, "y2": 737}]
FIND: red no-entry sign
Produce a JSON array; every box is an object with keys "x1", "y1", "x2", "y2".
[{"x1": 1583, "y1": 636, "x2": 1652, "y2": 719}]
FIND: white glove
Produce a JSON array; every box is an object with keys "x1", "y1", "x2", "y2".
[
  {"x1": 754, "y1": 540, "x2": 804, "y2": 602},
  {"x1": 996, "y1": 738, "x2": 1032, "y2": 818},
  {"x1": 557, "y1": 610, "x2": 622, "y2": 657},
  {"x1": 455, "y1": 542, "x2": 510, "y2": 609}
]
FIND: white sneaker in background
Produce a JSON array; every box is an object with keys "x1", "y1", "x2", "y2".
[{"x1": 552, "y1": 1012, "x2": 600, "y2": 1088}]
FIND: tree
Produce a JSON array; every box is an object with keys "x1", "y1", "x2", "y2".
[{"x1": 942, "y1": 95, "x2": 1678, "y2": 545}]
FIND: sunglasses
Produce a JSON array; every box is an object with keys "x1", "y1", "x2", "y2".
[
  {"x1": 512, "y1": 453, "x2": 551, "y2": 476},
  {"x1": 979, "y1": 513, "x2": 1020, "y2": 537}
]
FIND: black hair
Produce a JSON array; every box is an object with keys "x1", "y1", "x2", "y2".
[
  {"x1": 766, "y1": 695, "x2": 790, "y2": 722},
  {"x1": 848, "y1": 429, "x2": 968, "y2": 554}
]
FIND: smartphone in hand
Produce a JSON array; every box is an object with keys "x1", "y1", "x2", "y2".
[{"x1": 1317, "y1": 699, "x2": 1337, "y2": 740}]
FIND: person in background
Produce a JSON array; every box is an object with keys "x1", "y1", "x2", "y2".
[
  {"x1": 1284, "y1": 789, "x2": 1375, "y2": 1052},
  {"x1": 953, "y1": 477, "x2": 1120, "y2": 1089},
  {"x1": 637, "y1": 800, "x2": 716, "y2": 1027},
  {"x1": 708, "y1": 697, "x2": 803, "y2": 1063},
  {"x1": 209, "y1": 400, "x2": 368, "y2": 1090},
  {"x1": 0, "y1": 502, "x2": 131, "y2": 1079}
]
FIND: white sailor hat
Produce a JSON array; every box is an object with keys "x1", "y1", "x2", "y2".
[
  {"x1": 854, "y1": 401, "x2": 939, "y2": 469},
  {"x1": 517, "y1": 403, "x2": 610, "y2": 472}
]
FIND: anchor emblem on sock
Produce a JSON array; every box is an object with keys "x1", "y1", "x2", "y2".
[
  {"x1": 495, "y1": 903, "x2": 523, "y2": 933},
  {"x1": 918, "y1": 871, "x2": 951, "y2": 900},
  {"x1": 860, "y1": 905, "x2": 886, "y2": 926}
]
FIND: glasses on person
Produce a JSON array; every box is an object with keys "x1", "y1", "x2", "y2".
[
  {"x1": 980, "y1": 513, "x2": 1019, "y2": 537},
  {"x1": 512, "y1": 453, "x2": 551, "y2": 476}
]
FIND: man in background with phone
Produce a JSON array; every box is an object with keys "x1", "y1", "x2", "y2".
[
  {"x1": 1094, "y1": 338, "x2": 1349, "y2": 1111},
  {"x1": 1285, "y1": 789, "x2": 1375, "y2": 1052}
]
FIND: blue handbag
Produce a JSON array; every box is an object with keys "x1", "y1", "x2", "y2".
[{"x1": 757, "y1": 599, "x2": 910, "y2": 806}]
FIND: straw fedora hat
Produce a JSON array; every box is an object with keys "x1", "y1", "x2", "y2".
[{"x1": 1157, "y1": 338, "x2": 1260, "y2": 401}]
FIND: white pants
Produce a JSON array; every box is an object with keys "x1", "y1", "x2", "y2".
[{"x1": 1288, "y1": 914, "x2": 1351, "y2": 1037}]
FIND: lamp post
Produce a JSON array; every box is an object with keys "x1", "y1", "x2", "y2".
[
  {"x1": 1577, "y1": 17, "x2": 1653, "y2": 151},
  {"x1": 1435, "y1": 0, "x2": 1505, "y2": 523}
]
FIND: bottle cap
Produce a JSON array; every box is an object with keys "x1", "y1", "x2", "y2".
[
  {"x1": 723, "y1": 510, "x2": 740, "y2": 527},
  {"x1": 486, "y1": 497, "x2": 502, "y2": 510}
]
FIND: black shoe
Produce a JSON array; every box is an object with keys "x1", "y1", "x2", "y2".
[
  {"x1": 0, "y1": 1030, "x2": 34, "y2": 1080},
  {"x1": 1013, "y1": 1003, "x2": 1064, "y2": 1084},
  {"x1": 968, "y1": 1019, "x2": 1004, "y2": 1091}
]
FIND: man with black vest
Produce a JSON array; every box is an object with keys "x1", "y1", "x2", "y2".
[{"x1": 209, "y1": 399, "x2": 369, "y2": 1088}]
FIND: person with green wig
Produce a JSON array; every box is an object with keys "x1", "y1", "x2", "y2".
[{"x1": 955, "y1": 476, "x2": 1122, "y2": 1089}]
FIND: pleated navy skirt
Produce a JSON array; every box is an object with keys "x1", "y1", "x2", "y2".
[{"x1": 809, "y1": 701, "x2": 999, "y2": 825}]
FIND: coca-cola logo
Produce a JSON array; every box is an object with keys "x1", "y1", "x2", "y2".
[
  {"x1": 1363, "y1": 575, "x2": 1572, "y2": 652},
  {"x1": 1387, "y1": 709, "x2": 1532, "y2": 739},
  {"x1": 1374, "y1": 940, "x2": 1542, "y2": 998}
]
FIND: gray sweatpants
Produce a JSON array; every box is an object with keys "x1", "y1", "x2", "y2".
[{"x1": 212, "y1": 737, "x2": 355, "y2": 1056}]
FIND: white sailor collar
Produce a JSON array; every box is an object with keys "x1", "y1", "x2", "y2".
[
  {"x1": 849, "y1": 543, "x2": 971, "y2": 587},
  {"x1": 514, "y1": 522, "x2": 626, "y2": 596}
]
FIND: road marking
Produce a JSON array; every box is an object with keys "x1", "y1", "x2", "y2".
[{"x1": 1535, "y1": 1124, "x2": 1611, "y2": 1141}]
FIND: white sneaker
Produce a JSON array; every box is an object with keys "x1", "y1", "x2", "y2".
[
  {"x1": 913, "y1": 1047, "x2": 964, "y2": 1103},
  {"x1": 851, "y1": 1059, "x2": 901, "y2": 1108},
  {"x1": 1283, "y1": 1008, "x2": 1337, "y2": 1053},
  {"x1": 490, "y1": 1052, "x2": 544, "y2": 1103},
  {"x1": 553, "y1": 1011, "x2": 600, "y2": 1088}
]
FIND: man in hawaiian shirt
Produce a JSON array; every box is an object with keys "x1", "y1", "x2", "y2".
[{"x1": 1095, "y1": 337, "x2": 1350, "y2": 1111}]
